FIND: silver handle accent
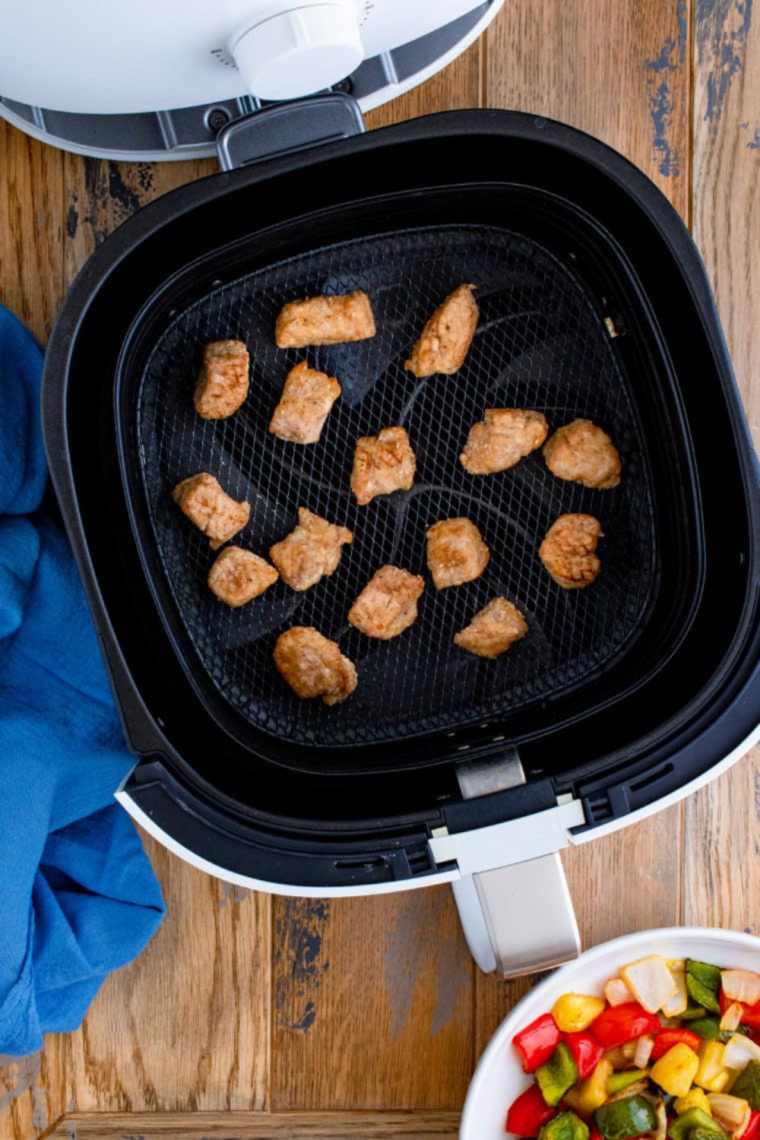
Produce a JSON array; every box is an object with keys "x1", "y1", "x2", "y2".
[{"x1": 454, "y1": 852, "x2": 581, "y2": 977}]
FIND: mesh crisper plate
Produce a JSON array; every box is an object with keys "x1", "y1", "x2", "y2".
[{"x1": 137, "y1": 224, "x2": 656, "y2": 748}]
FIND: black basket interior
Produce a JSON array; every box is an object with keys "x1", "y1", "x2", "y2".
[{"x1": 135, "y1": 223, "x2": 656, "y2": 748}]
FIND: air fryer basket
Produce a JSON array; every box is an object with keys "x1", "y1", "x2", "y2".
[
  {"x1": 131, "y1": 222, "x2": 655, "y2": 750},
  {"x1": 43, "y1": 111, "x2": 760, "y2": 868}
]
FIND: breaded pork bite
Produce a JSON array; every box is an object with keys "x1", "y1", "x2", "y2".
[
  {"x1": 269, "y1": 361, "x2": 341, "y2": 444},
  {"x1": 460, "y1": 409, "x2": 548, "y2": 475},
  {"x1": 543, "y1": 419, "x2": 621, "y2": 489},
  {"x1": 426, "y1": 517, "x2": 490, "y2": 589},
  {"x1": 454, "y1": 598, "x2": 529, "y2": 659},
  {"x1": 193, "y1": 339, "x2": 249, "y2": 419},
  {"x1": 270, "y1": 507, "x2": 353, "y2": 592},
  {"x1": 539, "y1": 513, "x2": 603, "y2": 589},
  {"x1": 350, "y1": 426, "x2": 416, "y2": 506},
  {"x1": 348, "y1": 565, "x2": 425, "y2": 640},
  {"x1": 275, "y1": 291, "x2": 376, "y2": 348},
  {"x1": 172, "y1": 473, "x2": 250, "y2": 549},
  {"x1": 273, "y1": 627, "x2": 357, "y2": 705},
  {"x1": 404, "y1": 284, "x2": 478, "y2": 377},
  {"x1": 208, "y1": 546, "x2": 278, "y2": 607}
]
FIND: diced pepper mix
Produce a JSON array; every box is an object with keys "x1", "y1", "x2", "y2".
[{"x1": 506, "y1": 956, "x2": 760, "y2": 1140}]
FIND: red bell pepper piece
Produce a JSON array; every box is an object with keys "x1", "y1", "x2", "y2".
[
  {"x1": 514, "y1": 1013, "x2": 562, "y2": 1073},
  {"x1": 507, "y1": 1083, "x2": 558, "y2": 1136},
  {"x1": 562, "y1": 1030, "x2": 604, "y2": 1079},
  {"x1": 719, "y1": 987, "x2": 760, "y2": 1031},
  {"x1": 743, "y1": 1111, "x2": 760, "y2": 1140},
  {"x1": 589, "y1": 1003, "x2": 660, "y2": 1049},
  {"x1": 650, "y1": 1027, "x2": 701, "y2": 1059}
]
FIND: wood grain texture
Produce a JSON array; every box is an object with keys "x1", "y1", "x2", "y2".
[
  {"x1": 0, "y1": 1042, "x2": 70, "y2": 1140},
  {"x1": 270, "y1": 891, "x2": 474, "y2": 1111},
  {"x1": 48, "y1": 1110, "x2": 460, "y2": 1139},
  {"x1": 484, "y1": 0, "x2": 691, "y2": 218},
  {"x1": 66, "y1": 836, "x2": 271, "y2": 1113},
  {"x1": 684, "y1": 0, "x2": 760, "y2": 934},
  {"x1": 0, "y1": 127, "x2": 64, "y2": 340}
]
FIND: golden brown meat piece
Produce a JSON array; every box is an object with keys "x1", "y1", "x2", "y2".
[
  {"x1": 543, "y1": 419, "x2": 621, "y2": 489},
  {"x1": 539, "y1": 514, "x2": 603, "y2": 589},
  {"x1": 270, "y1": 507, "x2": 353, "y2": 592},
  {"x1": 273, "y1": 627, "x2": 357, "y2": 705},
  {"x1": 207, "y1": 546, "x2": 278, "y2": 607},
  {"x1": 426, "y1": 517, "x2": 490, "y2": 589},
  {"x1": 268, "y1": 361, "x2": 342, "y2": 444},
  {"x1": 348, "y1": 565, "x2": 425, "y2": 640},
  {"x1": 193, "y1": 340, "x2": 249, "y2": 419},
  {"x1": 460, "y1": 409, "x2": 549, "y2": 475},
  {"x1": 275, "y1": 291, "x2": 376, "y2": 348},
  {"x1": 404, "y1": 284, "x2": 479, "y2": 378},
  {"x1": 454, "y1": 598, "x2": 529, "y2": 659},
  {"x1": 351, "y1": 426, "x2": 416, "y2": 505},
  {"x1": 172, "y1": 473, "x2": 250, "y2": 550}
]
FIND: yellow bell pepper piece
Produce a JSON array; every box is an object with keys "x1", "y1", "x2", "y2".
[
  {"x1": 650, "y1": 1043, "x2": 701, "y2": 1097},
  {"x1": 674, "y1": 1089, "x2": 712, "y2": 1116},
  {"x1": 552, "y1": 993, "x2": 606, "y2": 1033},
  {"x1": 694, "y1": 1040, "x2": 731, "y2": 1093},
  {"x1": 563, "y1": 1058, "x2": 614, "y2": 1119}
]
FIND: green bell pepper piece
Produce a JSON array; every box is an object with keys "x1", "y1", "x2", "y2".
[
  {"x1": 607, "y1": 1071, "x2": 650, "y2": 1095},
  {"x1": 537, "y1": 1044, "x2": 579, "y2": 1108},
  {"x1": 539, "y1": 1111, "x2": 590, "y2": 1140},
  {"x1": 686, "y1": 961, "x2": 722, "y2": 1015},
  {"x1": 692, "y1": 1130, "x2": 730, "y2": 1140},
  {"x1": 681, "y1": 1003, "x2": 708, "y2": 1021},
  {"x1": 688, "y1": 1017, "x2": 721, "y2": 1040},
  {"x1": 595, "y1": 1096, "x2": 658, "y2": 1140},
  {"x1": 668, "y1": 1108, "x2": 728, "y2": 1140},
  {"x1": 729, "y1": 1060, "x2": 760, "y2": 1110}
]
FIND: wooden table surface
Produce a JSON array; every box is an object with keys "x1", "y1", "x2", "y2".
[{"x1": 1, "y1": 2, "x2": 758, "y2": 1137}]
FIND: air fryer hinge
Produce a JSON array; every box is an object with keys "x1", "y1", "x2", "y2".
[{"x1": 456, "y1": 748, "x2": 525, "y2": 799}]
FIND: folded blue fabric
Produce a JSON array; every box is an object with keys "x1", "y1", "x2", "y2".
[{"x1": 0, "y1": 304, "x2": 165, "y2": 1057}]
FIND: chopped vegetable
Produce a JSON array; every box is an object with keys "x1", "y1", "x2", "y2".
[
  {"x1": 730, "y1": 1062, "x2": 760, "y2": 1111},
  {"x1": 683, "y1": 1005, "x2": 710, "y2": 1022},
  {"x1": 652, "y1": 1030, "x2": 703, "y2": 1059},
  {"x1": 604, "y1": 1046, "x2": 638, "y2": 1072},
  {"x1": 606, "y1": 979, "x2": 635, "y2": 1008},
  {"x1": 651, "y1": 1044, "x2": 702, "y2": 1097},
  {"x1": 538, "y1": 1110, "x2": 590, "y2": 1140},
  {"x1": 690, "y1": 1019, "x2": 723, "y2": 1041},
  {"x1": 722, "y1": 1036, "x2": 760, "y2": 1072},
  {"x1": 743, "y1": 1112, "x2": 760, "y2": 1140},
  {"x1": 721, "y1": 1005, "x2": 746, "y2": 1034},
  {"x1": 706, "y1": 1094, "x2": 752, "y2": 1137},
  {"x1": 687, "y1": 963, "x2": 723, "y2": 1017},
  {"x1": 515, "y1": 1013, "x2": 562, "y2": 1073},
  {"x1": 554, "y1": 995, "x2": 607, "y2": 1034},
  {"x1": 590, "y1": 1004, "x2": 661, "y2": 1049},
  {"x1": 622, "y1": 956, "x2": 679, "y2": 1014},
  {"x1": 635, "y1": 1035, "x2": 655, "y2": 1069},
  {"x1": 507, "y1": 1084, "x2": 559, "y2": 1136},
  {"x1": 607, "y1": 1070, "x2": 650, "y2": 1095},
  {"x1": 564, "y1": 1032, "x2": 605, "y2": 1080},
  {"x1": 739, "y1": 1004, "x2": 760, "y2": 1033},
  {"x1": 664, "y1": 964, "x2": 691, "y2": 1019},
  {"x1": 565, "y1": 1060, "x2": 615, "y2": 1118},
  {"x1": 594, "y1": 1094, "x2": 659, "y2": 1140},
  {"x1": 537, "y1": 1044, "x2": 580, "y2": 1107},
  {"x1": 668, "y1": 1107, "x2": 729, "y2": 1140},
  {"x1": 675, "y1": 1090, "x2": 713, "y2": 1116},
  {"x1": 722, "y1": 974, "x2": 760, "y2": 1009},
  {"x1": 694, "y1": 1041, "x2": 731, "y2": 1093}
]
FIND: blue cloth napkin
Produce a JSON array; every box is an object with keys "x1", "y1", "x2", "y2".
[{"x1": 0, "y1": 304, "x2": 165, "y2": 1057}]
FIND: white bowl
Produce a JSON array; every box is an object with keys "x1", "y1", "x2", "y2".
[{"x1": 460, "y1": 927, "x2": 760, "y2": 1140}]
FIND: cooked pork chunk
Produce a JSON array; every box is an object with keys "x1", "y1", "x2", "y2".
[
  {"x1": 269, "y1": 361, "x2": 341, "y2": 444},
  {"x1": 193, "y1": 339, "x2": 250, "y2": 420},
  {"x1": 454, "y1": 598, "x2": 529, "y2": 659},
  {"x1": 539, "y1": 513, "x2": 603, "y2": 589},
  {"x1": 207, "y1": 546, "x2": 278, "y2": 607},
  {"x1": 460, "y1": 409, "x2": 549, "y2": 474},
  {"x1": 270, "y1": 508, "x2": 353, "y2": 592},
  {"x1": 404, "y1": 284, "x2": 479, "y2": 377},
  {"x1": 171, "y1": 473, "x2": 250, "y2": 550},
  {"x1": 348, "y1": 565, "x2": 425, "y2": 640},
  {"x1": 350, "y1": 426, "x2": 416, "y2": 505},
  {"x1": 273, "y1": 627, "x2": 357, "y2": 705},
  {"x1": 543, "y1": 419, "x2": 621, "y2": 489},
  {"x1": 426, "y1": 517, "x2": 490, "y2": 589},
  {"x1": 275, "y1": 291, "x2": 376, "y2": 348}
]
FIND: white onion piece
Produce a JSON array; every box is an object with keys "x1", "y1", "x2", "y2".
[
  {"x1": 622, "y1": 955, "x2": 679, "y2": 1014},
  {"x1": 605, "y1": 977, "x2": 634, "y2": 1007},
  {"x1": 708, "y1": 1094, "x2": 752, "y2": 1137},
  {"x1": 723, "y1": 971, "x2": 760, "y2": 1006},
  {"x1": 662, "y1": 963, "x2": 689, "y2": 1018},
  {"x1": 723, "y1": 1033, "x2": 760, "y2": 1071},
  {"x1": 634, "y1": 1034, "x2": 655, "y2": 1069},
  {"x1": 721, "y1": 1003, "x2": 745, "y2": 1033},
  {"x1": 651, "y1": 1097, "x2": 668, "y2": 1140}
]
